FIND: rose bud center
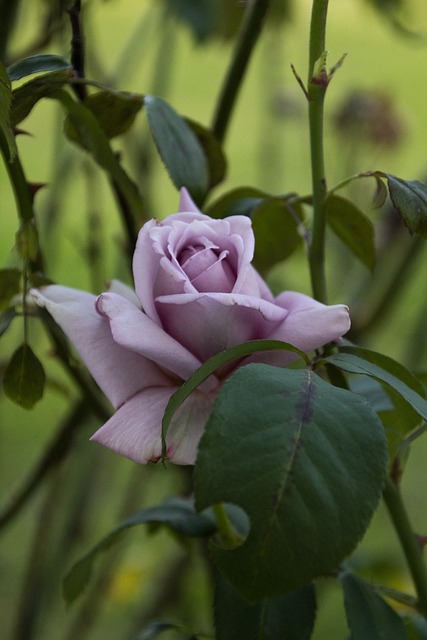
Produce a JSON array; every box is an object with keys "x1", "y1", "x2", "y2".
[{"x1": 178, "y1": 242, "x2": 236, "y2": 293}]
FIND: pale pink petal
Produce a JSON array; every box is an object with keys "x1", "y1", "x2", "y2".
[
  {"x1": 155, "y1": 292, "x2": 287, "y2": 362},
  {"x1": 107, "y1": 279, "x2": 141, "y2": 308},
  {"x1": 90, "y1": 386, "x2": 216, "y2": 465},
  {"x1": 96, "y1": 292, "x2": 218, "y2": 391},
  {"x1": 31, "y1": 285, "x2": 169, "y2": 408},
  {"x1": 247, "y1": 292, "x2": 351, "y2": 367},
  {"x1": 179, "y1": 187, "x2": 202, "y2": 213}
]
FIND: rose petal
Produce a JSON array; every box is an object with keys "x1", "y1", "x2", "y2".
[
  {"x1": 248, "y1": 292, "x2": 351, "y2": 367},
  {"x1": 90, "y1": 386, "x2": 215, "y2": 465},
  {"x1": 96, "y1": 291, "x2": 217, "y2": 391},
  {"x1": 108, "y1": 279, "x2": 141, "y2": 308},
  {"x1": 155, "y1": 291, "x2": 288, "y2": 362},
  {"x1": 179, "y1": 187, "x2": 201, "y2": 213},
  {"x1": 31, "y1": 285, "x2": 169, "y2": 408}
]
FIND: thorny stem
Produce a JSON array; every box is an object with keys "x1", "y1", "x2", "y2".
[
  {"x1": 211, "y1": 0, "x2": 271, "y2": 145},
  {"x1": 383, "y1": 475, "x2": 427, "y2": 617},
  {"x1": 307, "y1": 0, "x2": 329, "y2": 303},
  {"x1": 67, "y1": 0, "x2": 87, "y2": 101}
]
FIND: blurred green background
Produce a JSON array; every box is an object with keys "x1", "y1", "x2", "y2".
[{"x1": 2, "y1": 1, "x2": 427, "y2": 638}]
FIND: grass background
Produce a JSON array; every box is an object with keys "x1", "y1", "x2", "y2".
[{"x1": 1, "y1": 0, "x2": 427, "y2": 638}]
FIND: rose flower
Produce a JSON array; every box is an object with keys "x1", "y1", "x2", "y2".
[{"x1": 31, "y1": 189, "x2": 350, "y2": 465}]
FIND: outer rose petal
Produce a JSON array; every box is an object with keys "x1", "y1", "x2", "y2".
[
  {"x1": 31, "y1": 285, "x2": 169, "y2": 408},
  {"x1": 96, "y1": 291, "x2": 217, "y2": 391},
  {"x1": 179, "y1": 187, "x2": 201, "y2": 213},
  {"x1": 248, "y1": 292, "x2": 351, "y2": 367},
  {"x1": 155, "y1": 291, "x2": 288, "y2": 361},
  {"x1": 90, "y1": 386, "x2": 215, "y2": 465}
]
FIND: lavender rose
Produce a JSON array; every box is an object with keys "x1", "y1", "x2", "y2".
[{"x1": 31, "y1": 189, "x2": 350, "y2": 465}]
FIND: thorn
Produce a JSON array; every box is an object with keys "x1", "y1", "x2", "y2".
[
  {"x1": 28, "y1": 182, "x2": 48, "y2": 200},
  {"x1": 291, "y1": 64, "x2": 309, "y2": 101}
]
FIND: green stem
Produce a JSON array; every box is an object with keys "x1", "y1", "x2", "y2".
[
  {"x1": 307, "y1": 0, "x2": 329, "y2": 303},
  {"x1": 211, "y1": 0, "x2": 271, "y2": 145},
  {"x1": 383, "y1": 476, "x2": 427, "y2": 616}
]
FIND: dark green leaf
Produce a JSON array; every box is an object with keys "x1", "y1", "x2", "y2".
[
  {"x1": 215, "y1": 573, "x2": 316, "y2": 640},
  {"x1": 195, "y1": 364, "x2": 387, "y2": 602},
  {"x1": 324, "y1": 348, "x2": 427, "y2": 425},
  {"x1": 185, "y1": 118, "x2": 227, "y2": 189},
  {"x1": 63, "y1": 498, "x2": 216, "y2": 605},
  {"x1": 11, "y1": 70, "x2": 70, "y2": 126},
  {"x1": 326, "y1": 195, "x2": 375, "y2": 270},
  {"x1": 53, "y1": 89, "x2": 144, "y2": 220},
  {"x1": 163, "y1": 0, "x2": 216, "y2": 42},
  {"x1": 0, "y1": 268, "x2": 21, "y2": 309},
  {"x1": 144, "y1": 95, "x2": 209, "y2": 204},
  {"x1": 340, "y1": 571, "x2": 407, "y2": 639},
  {"x1": 7, "y1": 54, "x2": 71, "y2": 81},
  {"x1": 3, "y1": 344, "x2": 45, "y2": 409},
  {"x1": 162, "y1": 339, "x2": 309, "y2": 457},
  {"x1": 385, "y1": 174, "x2": 427, "y2": 238},
  {"x1": 0, "y1": 62, "x2": 17, "y2": 160},
  {"x1": 404, "y1": 615, "x2": 427, "y2": 640},
  {"x1": 0, "y1": 308, "x2": 16, "y2": 337},
  {"x1": 65, "y1": 90, "x2": 144, "y2": 141},
  {"x1": 206, "y1": 187, "x2": 268, "y2": 219},
  {"x1": 251, "y1": 198, "x2": 303, "y2": 273}
]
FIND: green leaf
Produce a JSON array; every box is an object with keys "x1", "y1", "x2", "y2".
[
  {"x1": 206, "y1": 187, "x2": 268, "y2": 219},
  {"x1": 0, "y1": 308, "x2": 16, "y2": 337},
  {"x1": 162, "y1": 339, "x2": 309, "y2": 457},
  {"x1": 3, "y1": 344, "x2": 45, "y2": 409},
  {"x1": 7, "y1": 54, "x2": 71, "y2": 81},
  {"x1": 215, "y1": 573, "x2": 316, "y2": 640},
  {"x1": 404, "y1": 615, "x2": 427, "y2": 640},
  {"x1": 53, "y1": 89, "x2": 144, "y2": 221},
  {"x1": 324, "y1": 348, "x2": 427, "y2": 424},
  {"x1": 11, "y1": 70, "x2": 70, "y2": 126},
  {"x1": 0, "y1": 268, "x2": 21, "y2": 309},
  {"x1": 144, "y1": 95, "x2": 209, "y2": 204},
  {"x1": 340, "y1": 571, "x2": 407, "y2": 639},
  {"x1": 326, "y1": 195, "x2": 375, "y2": 270},
  {"x1": 163, "y1": 0, "x2": 216, "y2": 42},
  {"x1": 385, "y1": 174, "x2": 427, "y2": 238},
  {"x1": 194, "y1": 364, "x2": 387, "y2": 602},
  {"x1": 185, "y1": 118, "x2": 227, "y2": 189},
  {"x1": 65, "y1": 90, "x2": 144, "y2": 142},
  {"x1": 63, "y1": 498, "x2": 216, "y2": 605},
  {"x1": 0, "y1": 61, "x2": 17, "y2": 160},
  {"x1": 251, "y1": 198, "x2": 303, "y2": 273}
]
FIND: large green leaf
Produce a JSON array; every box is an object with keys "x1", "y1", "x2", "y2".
[
  {"x1": 3, "y1": 344, "x2": 45, "y2": 409},
  {"x1": 63, "y1": 498, "x2": 216, "y2": 605},
  {"x1": 215, "y1": 573, "x2": 316, "y2": 640},
  {"x1": 326, "y1": 194, "x2": 375, "y2": 270},
  {"x1": 7, "y1": 54, "x2": 71, "y2": 81},
  {"x1": 162, "y1": 339, "x2": 309, "y2": 457},
  {"x1": 144, "y1": 95, "x2": 209, "y2": 204},
  {"x1": 0, "y1": 62, "x2": 17, "y2": 160},
  {"x1": 195, "y1": 364, "x2": 387, "y2": 602},
  {"x1": 340, "y1": 571, "x2": 407, "y2": 639}
]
